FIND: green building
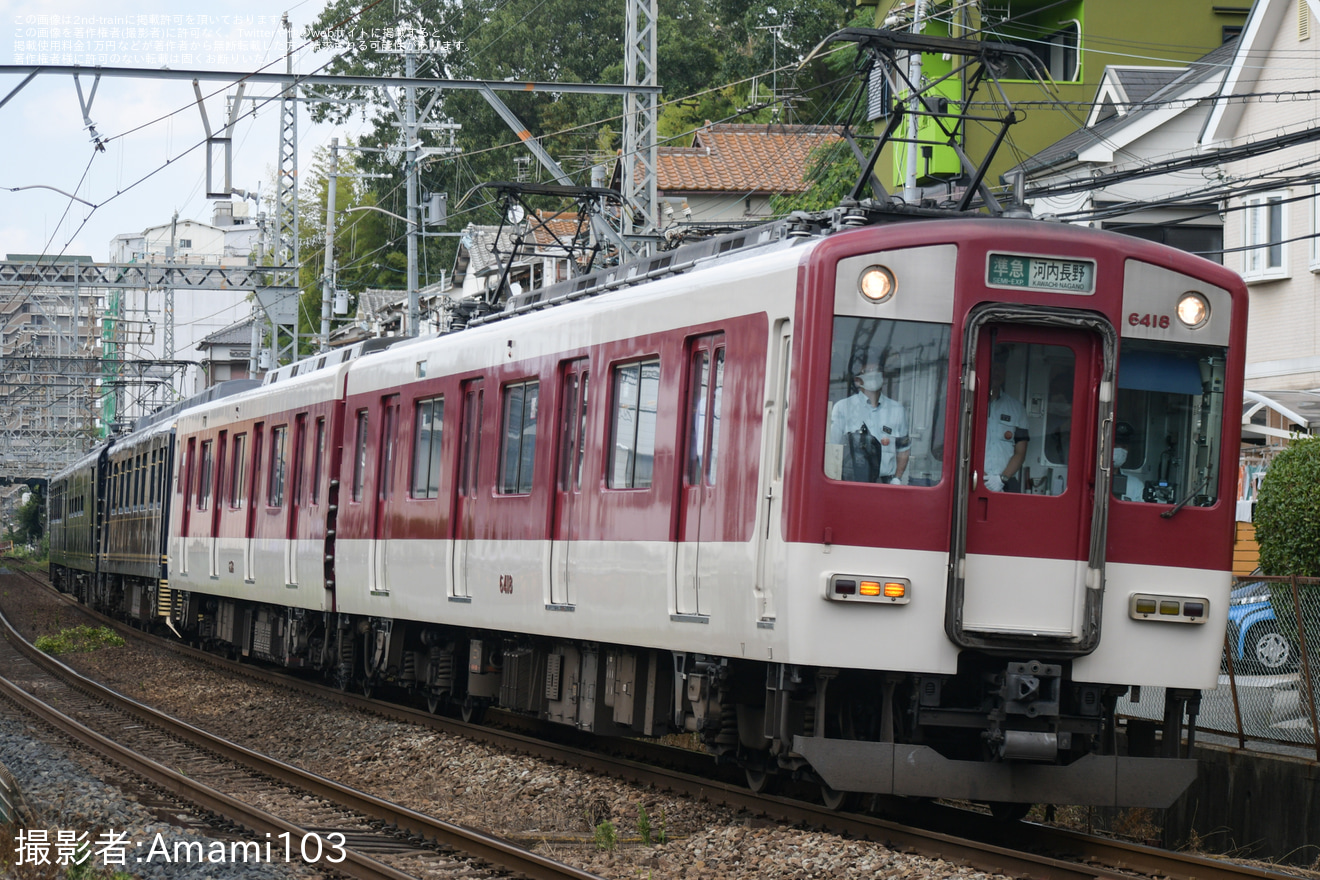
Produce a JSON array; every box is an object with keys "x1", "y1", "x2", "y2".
[{"x1": 860, "y1": 0, "x2": 1249, "y2": 196}]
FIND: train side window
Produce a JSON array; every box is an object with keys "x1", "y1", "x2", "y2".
[
  {"x1": 198, "y1": 442, "x2": 213, "y2": 510},
  {"x1": 609, "y1": 359, "x2": 660, "y2": 489},
  {"x1": 148, "y1": 450, "x2": 158, "y2": 508},
  {"x1": 230, "y1": 434, "x2": 247, "y2": 509},
  {"x1": 825, "y1": 317, "x2": 951, "y2": 486},
  {"x1": 269, "y1": 425, "x2": 288, "y2": 507},
  {"x1": 311, "y1": 418, "x2": 326, "y2": 504},
  {"x1": 499, "y1": 380, "x2": 539, "y2": 495},
  {"x1": 411, "y1": 397, "x2": 444, "y2": 499},
  {"x1": 352, "y1": 409, "x2": 369, "y2": 502}
]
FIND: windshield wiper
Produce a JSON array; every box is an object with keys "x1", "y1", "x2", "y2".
[{"x1": 1160, "y1": 475, "x2": 1210, "y2": 519}]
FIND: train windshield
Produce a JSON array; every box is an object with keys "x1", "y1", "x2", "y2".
[
  {"x1": 1113, "y1": 340, "x2": 1227, "y2": 507},
  {"x1": 824, "y1": 317, "x2": 951, "y2": 486}
]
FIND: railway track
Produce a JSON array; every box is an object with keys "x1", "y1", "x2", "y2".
[
  {"x1": 3, "y1": 566, "x2": 1305, "y2": 880},
  {"x1": 0, "y1": 569, "x2": 609, "y2": 880}
]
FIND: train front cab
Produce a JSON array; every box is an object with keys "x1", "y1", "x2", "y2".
[{"x1": 782, "y1": 219, "x2": 1245, "y2": 809}]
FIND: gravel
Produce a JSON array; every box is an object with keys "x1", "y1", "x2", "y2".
[{"x1": 0, "y1": 572, "x2": 1013, "y2": 880}]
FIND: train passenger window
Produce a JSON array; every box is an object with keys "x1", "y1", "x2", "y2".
[
  {"x1": 558, "y1": 364, "x2": 589, "y2": 492},
  {"x1": 269, "y1": 425, "x2": 288, "y2": 507},
  {"x1": 825, "y1": 317, "x2": 951, "y2": 486},
  {"x1": 311, "y1": 418, "x2": 326, "y2": 504},
  {"x1": 352, "y1": 410, "x2": 369, "y2": 502},
  {"x1": 148, "y1": 450, "x2": 158, "y2": 508},
  {"x1": 499, "y1": 381, "x2": 539, "y2": 495},
  {"x1": 198, "y1": 442, "x2": 213, "y2": 510},
  {"x1": 609, "y1": 360, "x2": 660, "y2": 489},
  {"x1": 685, "y1": 345, "x2": 725, "y2": 487},
  {"x1": 411, "y1": 397, "x2": 444, "y2": 499},
  {"x1": 1113, "y1": 340, "x2": 1226, "y2": 507},
  {"x1": 230, "y1": 434, "x2": 247, "y2": 509},
  {"x1": 379, "y1": 399, "x2": 398, "y2": 501}
]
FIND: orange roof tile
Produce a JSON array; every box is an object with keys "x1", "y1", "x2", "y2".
[{"x1": 656, "y1": 123, "x2": 842, "y2": 194}]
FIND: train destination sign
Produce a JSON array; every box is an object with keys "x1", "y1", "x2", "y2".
[{"x1": 986, "y1": 253, "x2": 1095, "y2": 294}]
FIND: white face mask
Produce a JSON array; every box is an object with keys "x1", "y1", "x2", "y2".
[
  {"x1": 1112, "y1": 446, "x2": 1128, "y2": 468},
  {"x1": 857, "y1": 371, "x2": 884, "y2": 393}
]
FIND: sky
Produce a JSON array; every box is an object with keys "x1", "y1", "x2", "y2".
[{"x1": 0, "y1": 0, "x2": 373, "y2": 262}]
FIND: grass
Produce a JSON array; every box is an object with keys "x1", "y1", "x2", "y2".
[{"x1": 33, "y1": 626, "x2": 125, "y2": 656}]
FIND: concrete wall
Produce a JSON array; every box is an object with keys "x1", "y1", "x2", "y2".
[{"x1": 1165, "y1": 742, "x2": 1320, "y2": 866}]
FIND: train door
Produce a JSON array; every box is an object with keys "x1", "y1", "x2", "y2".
[
  {"x1": 368, "y1": 397, "x2": 399, "y2": 594},
  {"x1": 285, "y1": 414, "x2": 306, "y2": 587},
  {"x1": 452, "y1": 380, "x2": 484, "y2": 599},
  {"x1": 209, "y1": 432, "x2": 227, "y2": 578},
  {"x1": 675, "y1": 334, "x2": 726, "y2": 617},
  {"x1": 244, "y1": 424, "x2": 263, "y2": 582},
  {"x1": 179, "y1": 438, "x2": 194, "y2": 576},
  {"x1": 550, "y1": 360, "x2": 589, "y2": 607},
  {"x1": 954, "y1": 318, "x2": 1112, "y2": 642},
  {"x1": 754, "y1": 321, "x2": 792, "y2": 623}
]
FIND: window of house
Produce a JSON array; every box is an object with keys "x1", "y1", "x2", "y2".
[
  {"x1": 411, "y1": 397, "x2": 444, "y2": 499},
  {"x1": 499, "y1": 381, "x2": 539, "y2": 494},
  {"x1": 1311, "y1": 185, "x2": 1320, "y2": 272},
  {"x1": 1243, "y1": 191, "x2": 1288, "y2": 280},
  {"x1": 268, "y1": 425, "x2": 287, "y2": 507},
  {"x1": 983, "y1": 2, "x2": 1082, "y2": 82},
  {"x1": 609, "y1": 359, "x2": 660, "y2": 489}
]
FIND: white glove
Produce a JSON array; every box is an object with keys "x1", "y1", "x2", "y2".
[
  {"x1": 892, "y1": 473, "x2": 908, "y2": 486},
  {"x1": 984, "y1": 473, "x2": 1004, "y2": 492}
]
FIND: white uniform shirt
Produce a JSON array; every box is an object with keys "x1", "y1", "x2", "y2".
[
  {"x1": 828, "y1": 393, "x2": 909, "y2": 478},
  {"x1": 984, "y1": 392, "x2": 1028, "y2": 480}
]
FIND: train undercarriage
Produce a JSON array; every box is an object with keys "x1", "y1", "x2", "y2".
[{"x1": 61, "y1": 583, "x2": 1197, "y2": 812}]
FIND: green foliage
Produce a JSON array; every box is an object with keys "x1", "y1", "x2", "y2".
[
  {"x1": 34, "y1": 625, "x2": 125, "y2": 655},
  {"x1": 1255, "y1": 438, "x2": 1320, "y2": 577},
  {"x1": 770, "y1": 138, "x2": 862, "y2": 214},
  {"x1": 7, "y1": 485, "x2": 45, "y2": 547},
  {"x1": 656, "y1": 809, "x2": 668, "y2": 844},
  {"x1": 593, "y1": 819, "x2": 617, "y2": 852},
  {"x1": 636, "y1": 803, "x2": 652, "y2": 845}
]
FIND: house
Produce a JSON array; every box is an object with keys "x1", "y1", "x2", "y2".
[
  {"x1": 1200, "y1": 0, "x2": 1320, "y2": 395},
  {"x1": 863, "y1": 1, "x2": 1247, "y2": 195},
  {"x1": 615, "y1": 123, "x2": 842, "y2": 228},
  {"x1": 1012, "y1": 38, "x2": 1237, "y2": 259},
  {"x1": 195, "y1": 317, "x2": 256, "y2": 387}
]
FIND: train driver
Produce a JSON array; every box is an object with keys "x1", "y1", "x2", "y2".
[
  {"x1": 1111, "y1": 421, "x2": 1146, "y2": 502},
  {"x1": 984, "y1": 352, "x2": 1029, "y2": 492},
  {"x1": 827, "y1": 352, "x2": 910, "y2": 484}
]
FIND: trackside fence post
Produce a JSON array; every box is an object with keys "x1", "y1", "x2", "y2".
[
  {"x1": 1288, "y1": 576, "x2": 1320, "y2": 760},
  {"x1": 1222, "y1": 627, "x2": 1246, "y2": 748}
]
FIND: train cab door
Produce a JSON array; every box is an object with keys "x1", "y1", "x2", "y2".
[
  {"x1": 754, "y1": 321, "x2": 792, "y2": 623},
  {"x1": 368, "y1": 397, "x2": 399, "y2": 595},
  {"x1": 452, "y1": 380, "x2": 484, "y2": 600},
  {"x1": 284, "y1": 414, "x2": 306, "y2": 587},
  {"x1": 550, "y1": 360, "x2": 589, "y2": 607},
  {"x1": 209, "y1": 432, "x2": 228, "y2": 579},
  {"x1": 675, "y1": 334, "x2": 726, "y2": 618},
  {"x1": 955, "y1": 318, "x2": 1112, "y2": 643}
]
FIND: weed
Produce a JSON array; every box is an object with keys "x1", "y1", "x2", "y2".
[
  {"x1": 34, "y1": 625, "x2": 125, "y2": 655},
  {"x1": 637, "y1": 803, "x2": 652, "y2": 845},
  {"x1": 656, "y1": 809, "x2": 668, "y2": 845},
  {"x1": 593, "y1": 820, "x2": 617, "y2": 852}
]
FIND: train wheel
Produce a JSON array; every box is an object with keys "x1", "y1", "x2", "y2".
[
  {"x1": 361, "y1": 679, "x2": 375, "y2": 699},
  {"x1": 426, "y1": 692, "x2": 443, "y2": 715},
  {"x1": 989, "y1": 802, "x2": 1032, "y2": 822},
  {"x1": 744, "y1": 766, "x2": 778, "y2": 795},
  {"x1": 460, "y1": 696, "x2": 485, "y2": 724},
  {"x1": 819, "y1": 783, "x2": 855, "y2": 812}
]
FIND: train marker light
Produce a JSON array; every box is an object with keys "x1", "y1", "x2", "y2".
[
  {"x1": 826, "y1": 574, "x2": 910, "y2": 604},
  {"x1": 1129, "y1": 593, "x2": 1210, "y2": 623},
  {"x1": 858, "y1": 265, "x2": 896, "y2": 303},
  {"x1": 1176, "y1": 292, "x2": 1209, "y2": 329}
]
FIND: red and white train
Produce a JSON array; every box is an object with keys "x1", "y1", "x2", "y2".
[{"x1": 50, "y1": 208, "x2": 1245, "y2": 812}]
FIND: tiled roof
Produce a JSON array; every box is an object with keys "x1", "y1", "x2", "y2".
[
  {"x1": 197, "y1": 316, "x2": 257, "y2": 348},
  {"x1": 656, "y1": 123, "x2": 842, "y2": 194}
]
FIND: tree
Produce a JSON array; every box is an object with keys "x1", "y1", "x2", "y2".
[
  {"x1": 1252, "y1": 437, "x2": 1320, "y2": 670},
  {"x1": 9, "y1": 486, "x2": 44, "y2": 547}
]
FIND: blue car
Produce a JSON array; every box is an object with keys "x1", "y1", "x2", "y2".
[{"x1": 1226, "y1": 581, "x2": 1296, "y2": 673}]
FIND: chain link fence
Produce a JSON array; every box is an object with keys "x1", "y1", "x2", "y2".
[{"x1": 1119, "y1": 576, "x2": 1320, "y2": 759}]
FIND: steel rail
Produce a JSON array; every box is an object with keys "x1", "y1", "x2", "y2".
[
  {"x1": 0, "y1": 597, "x2": 607, "y2": 880},
  {"x1": 14, "y1": 571, "x2": 1303, "y2": 880}
]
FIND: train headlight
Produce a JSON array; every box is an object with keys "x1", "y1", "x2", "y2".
[
  {"x1": 827, "y1": 573, "x2": 910, "y2": 604},
  {"x1": 858, "y1": 265, "x2": 896, "y2": 304},
  {"x1": 1176, "y1": 292, "x2": 1210, "y2": 329},
  {"x1": 1129, "y1": 592, "x2": 1209, "y2": 623}
]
